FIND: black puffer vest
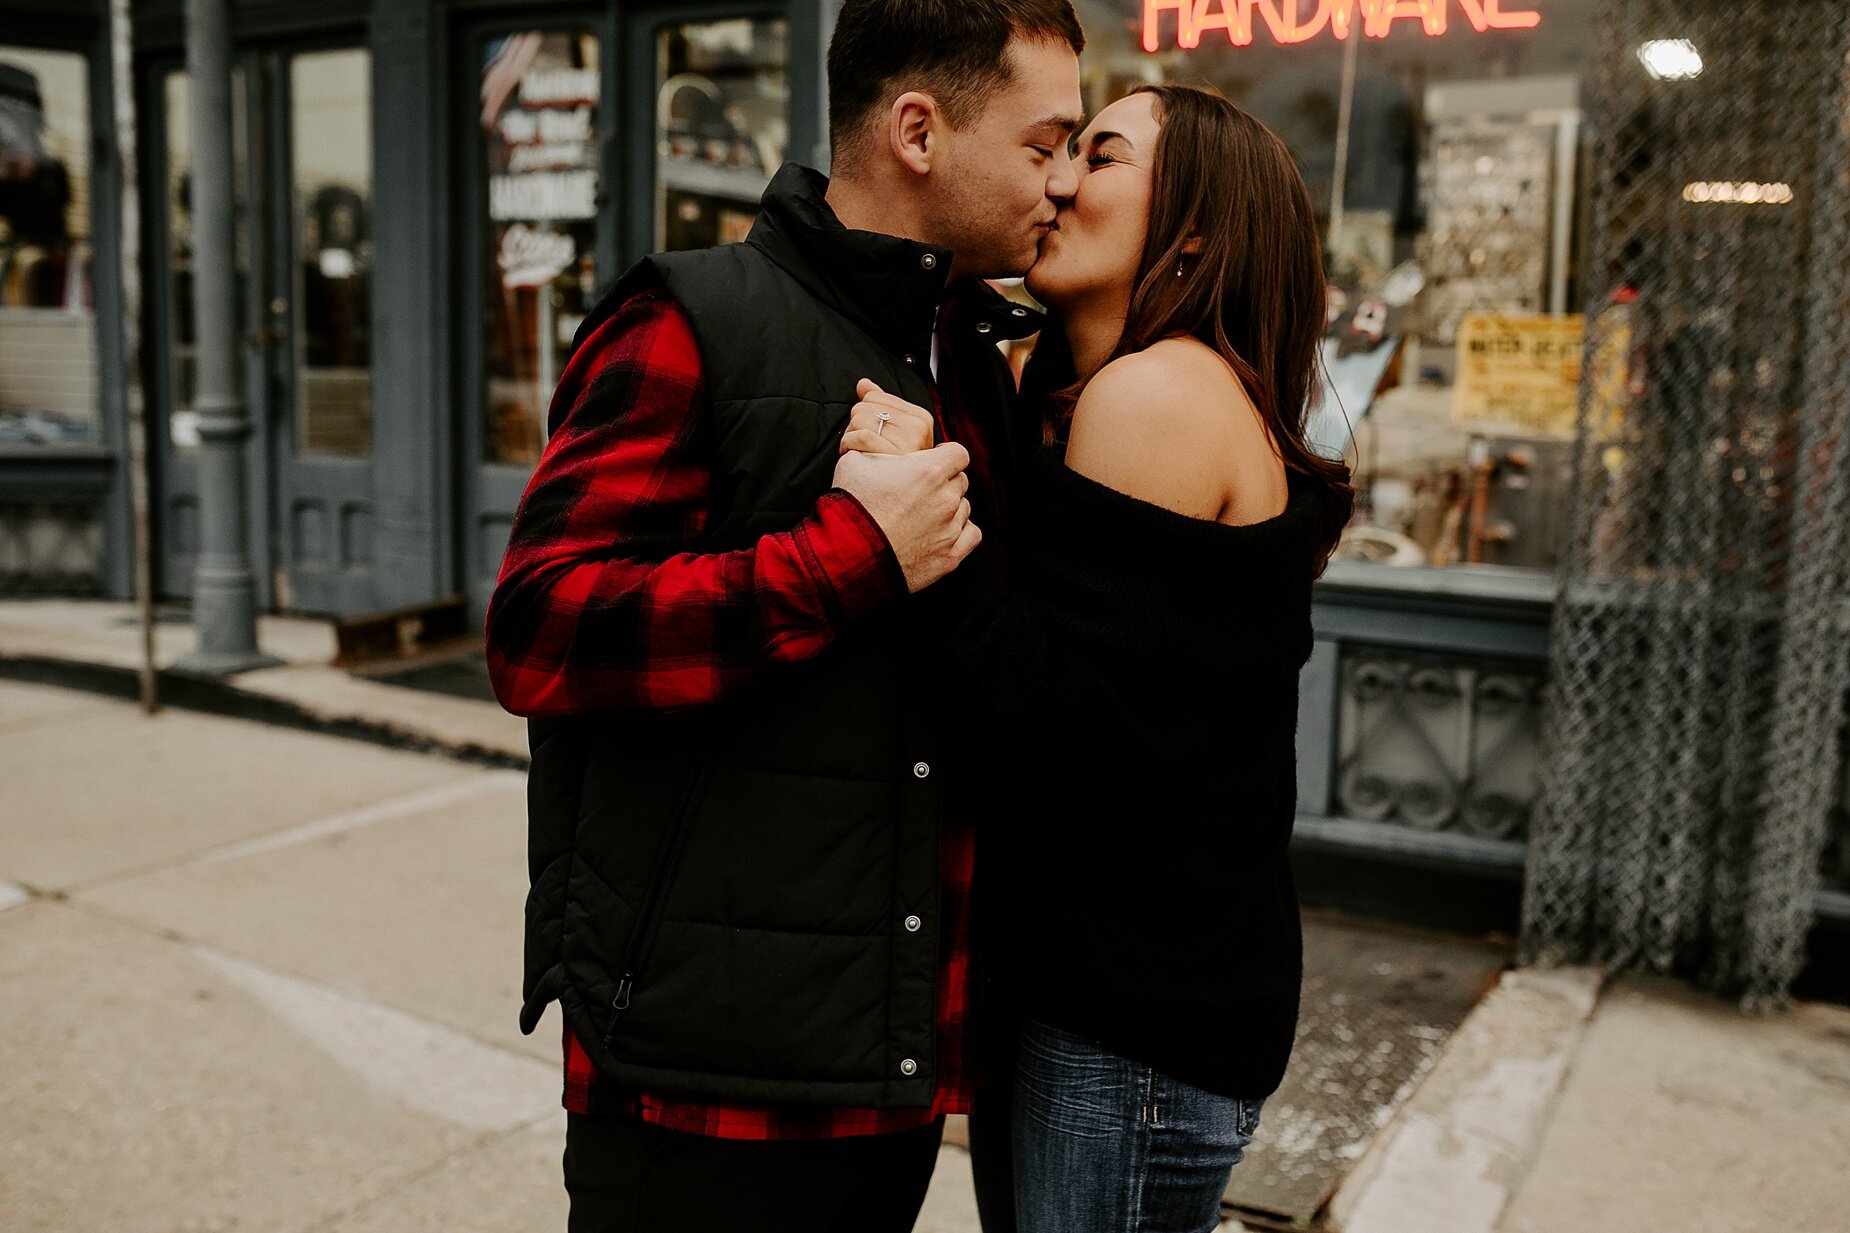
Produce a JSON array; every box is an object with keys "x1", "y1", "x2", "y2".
[{"x1": 519, "y1": 163, "x2": 1041, "y2": 1108}]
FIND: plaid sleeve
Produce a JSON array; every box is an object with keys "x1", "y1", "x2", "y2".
[{"x1": 485, "y1": 288, "x2": 907, "y2": 717}]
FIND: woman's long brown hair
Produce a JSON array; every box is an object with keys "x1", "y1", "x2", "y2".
[{"x1": 1040, "y1": 83, "x2": 1354, "y2": 573}]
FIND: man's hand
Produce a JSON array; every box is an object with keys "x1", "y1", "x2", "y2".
[
  {"x1": 833, "y1": 442, "x2": 981, "y2": 592},
  {"x1": 839, "y1": 379, "x2": 937, "y2": 456}
]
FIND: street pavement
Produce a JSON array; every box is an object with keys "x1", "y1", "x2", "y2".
[
  {"x1": 4, "y1": 673, "x2": 1847, "y2": 1232},
  {"x1": 0, "y1": 678, "x2": 566, "y2": 1232}
]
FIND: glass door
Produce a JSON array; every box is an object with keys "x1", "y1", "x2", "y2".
[
  {"x1": 267, "y1": 45, "x2": 375, "y2": 614},
  {"x1": 148, "y1": 44, "x2": 374, "y2": 615},
  {"x1": 460, "y1": 17, "x2": 612, "y2": 618},
  {"x1": 460, "y1": 6, "x2": 791, "y2": 620}
]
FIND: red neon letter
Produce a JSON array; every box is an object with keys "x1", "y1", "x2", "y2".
[
  {"x1": 1327, "y1": 0, "x2": 1386, "y2": 40},
  {"x1": 1457, "y1": 0, "x2": 1542, "y2": 32},
  {"x1": 1368, "y1": 0, "x2": 1446, "y2": 37},
  {"x1": 1143, "y1": 0, "x2": 1539, "y2": 49},
  {"x1": 1254, "y1": 0, "x2": 1335, "y2": 44},
  {"x1": 1192, "y1": 0, "x2": 1255, "y2": 48},
  {"x1": 1143, "y1": 0, "x2": 1192, "y2": 50}
]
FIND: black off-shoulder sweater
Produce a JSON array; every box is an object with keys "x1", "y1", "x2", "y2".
[{"x1": 945, "y1": 443, "x2": 1322, "y2": 1101}]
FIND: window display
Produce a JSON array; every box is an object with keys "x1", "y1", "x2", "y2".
[
  {"x1": 480, "y1": 31, "x2": 601, "y2": 468},
  {"x1": 0, "y1": 47, "x2": 94, "y2": 447},
  {"x1": 1073, "y1": 0, "x2": 1600, "y2": 574},
  {"x1": 654, "y1": 18, "x2": 788, "y2": 253}
]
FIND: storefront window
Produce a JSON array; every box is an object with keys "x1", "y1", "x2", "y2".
[
  {"x1": 481, "y1": 30, "x2": 601, "y2": 468},
  {"x1": 654, "y1": 18, "x2": 788, "y2": 252},
  {"x1": 291, "y1": 48, "x2": 373, "y2": 457},
  {"x1": 0, "y1": 47, "x2": 95, "y2": 447},
  {"x1": 1078, "y1": 0, "x2": 1600, "y2": 574}
]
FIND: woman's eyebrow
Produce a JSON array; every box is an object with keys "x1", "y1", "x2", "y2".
[{"x1": 1073, "y1": 130, "x2": 1134, "y2": 158}]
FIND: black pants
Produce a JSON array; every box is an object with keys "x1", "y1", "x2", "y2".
[{"x1": 563, "y1": 1111, "x2": 945, "y2": 1233}]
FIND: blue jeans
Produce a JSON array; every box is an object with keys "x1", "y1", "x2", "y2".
[{"x1": 1005, "y1": 1017, "x2": 1264, "y2": 1233}]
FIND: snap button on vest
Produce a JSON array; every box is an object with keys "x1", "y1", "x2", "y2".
[
  {"x1": 975, "y1": 321, "x2": 993, "y2": 335},
  {"x1": 913, "y1": 761, "x2": 931, "y2": 778},
  {"x1": 905, "y1": 915, "x2": 922, "y2": 932},
  {"x1": 920, "y1": 253, "x2": 938, "y2": 270},
  {"x1": 900, "y1": 1058, "x2": 919, "y2": 1075}
]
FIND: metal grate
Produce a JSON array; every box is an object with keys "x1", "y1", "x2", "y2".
[{"x1": 1523, "y1": 0, "x2": 1850, "y2": 1002}]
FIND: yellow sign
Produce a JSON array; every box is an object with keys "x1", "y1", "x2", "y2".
[{"x1": 1453, "y1": 312, "x2": 1584, "y2": 437}]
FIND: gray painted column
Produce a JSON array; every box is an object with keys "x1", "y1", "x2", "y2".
[
  {"x1": 175, "y1": 0, "x2": 277, "y2": 673},
  {"x1": 789, "y1": 0, "x2": 838, "y2": 172},
  {"x1": 367, "y1": 0, "x2": 442, "y2": 610}
]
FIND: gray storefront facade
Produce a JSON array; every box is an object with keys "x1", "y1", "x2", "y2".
[{"x1": 3, "y1": 0, "x2": 829, "y2": 618}]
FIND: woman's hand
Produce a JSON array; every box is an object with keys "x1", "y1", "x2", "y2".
[{"x1": 840, "y1": 379, "x2": 937, "y2": 456}]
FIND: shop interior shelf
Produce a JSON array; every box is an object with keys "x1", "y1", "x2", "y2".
[{"x1": 658, "y1": 156, "x2": 773, "y2": 204}]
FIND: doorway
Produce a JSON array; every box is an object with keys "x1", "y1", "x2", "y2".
[{"x1": 147, "y1": 44, "x2": 376, "y2": 616}]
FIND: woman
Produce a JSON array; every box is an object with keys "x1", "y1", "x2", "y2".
[{"x1": 842, "y1": 85, "x2": 1352, "y2": 1232}]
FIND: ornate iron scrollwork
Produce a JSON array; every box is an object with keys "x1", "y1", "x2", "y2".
[{"x1": 1334, "y1": 649, "x2": 1544, "y2": 844}]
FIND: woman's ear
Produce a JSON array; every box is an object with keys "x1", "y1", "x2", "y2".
[
  {"x1": 1181, "y1": 234, "x2": 1204, "y2": 256},
  {"x1": 887, "y1": 91, "x2": 939, "y2": 176}
]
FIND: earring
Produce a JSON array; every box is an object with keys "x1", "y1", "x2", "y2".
[{"x1": 1176, "y1": 257, "x2": 1185, "y2": 277}]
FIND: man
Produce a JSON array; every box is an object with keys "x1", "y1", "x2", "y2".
[{"x1": 484, "y1": 2, "x2": 1085, "y2": 1229}]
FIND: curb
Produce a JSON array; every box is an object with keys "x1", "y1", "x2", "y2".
[
  {"x1": 0, "y1": 653, "x2": 530, "y2": 771},
  {"x1": 1323, "y1": 964, "x2": 1610, "y2": 1233}
]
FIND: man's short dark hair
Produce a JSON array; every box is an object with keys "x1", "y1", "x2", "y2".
[{"x1": 827, "y1": 0, "x2": 1085, "y2": 171}]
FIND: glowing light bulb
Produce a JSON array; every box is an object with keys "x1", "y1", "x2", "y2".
[{"x1": 1638, "y1": 39, "x2": 1703, "y2": 81}]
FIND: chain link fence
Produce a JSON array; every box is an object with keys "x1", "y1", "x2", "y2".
[{"x1": 1523, "y1": 0, "x2": 1850, "y2": 1003}]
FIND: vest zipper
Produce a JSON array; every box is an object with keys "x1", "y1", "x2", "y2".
[{"x1": 604, "y1": 763, "x2": 707, "y2": 1045}]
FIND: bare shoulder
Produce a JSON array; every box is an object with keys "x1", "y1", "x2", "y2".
[{"x1": 1066, "y1": 338, "x2": 1278, "y2": 521}]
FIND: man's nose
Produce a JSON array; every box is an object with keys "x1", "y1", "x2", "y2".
[{"x1": 1047, "y1": 147, "x2": 1079, "y2": 203}]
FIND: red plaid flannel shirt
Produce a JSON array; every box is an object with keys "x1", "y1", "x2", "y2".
[{"x1": 487, "y1": 285, "x2": 1005, "y2": 1140}]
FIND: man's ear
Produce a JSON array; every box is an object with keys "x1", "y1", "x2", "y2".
[{"x1": 887, "y1": 90, "x2": 940, "y2": 176}]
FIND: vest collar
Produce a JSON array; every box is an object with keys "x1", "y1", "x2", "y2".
[{"x1": 747, "y1": 163, "x2": 1044, "y2": 363}]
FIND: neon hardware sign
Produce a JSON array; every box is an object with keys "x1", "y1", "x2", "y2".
[{"x1": 1142, "y1": 0, "x2": 1542, "y2": 52}]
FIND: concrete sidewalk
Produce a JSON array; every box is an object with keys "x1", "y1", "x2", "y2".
[
  {"x1": 5, "y1": 602, "x2": 1848, "y2": 1232},
  {"x1": 0, "y1": 598, "x2": 528, "y2": 763},
  {"x1": 1326, "y1": 964, "x2": 1850, "y2": 1233}
]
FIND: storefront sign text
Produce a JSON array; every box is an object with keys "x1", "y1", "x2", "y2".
[
  {"x1": 489, "y1": 170, "x2": 597, "y2": 223},
  {"x1": 1453, "y1": 312, "x2": 1583, "y2": 439},
  {"x1": 498, "y1": 223, "x2": 577, "y2": 289},
  {"x1": 1142, "y1": 0, "x2": 1541, "y2": 52}
]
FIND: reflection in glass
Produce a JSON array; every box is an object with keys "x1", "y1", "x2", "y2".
[
  {"x1": 291, "y1": 48, "x2": 372, "y2": 457},
  {"x1": 0, "y1": 47, "x2": 95, "y2": 446},
  {"x1": 481, "y1": 31, "x2": 601, "y2": 468},
  {"x1": 655, "y1": 19, "x2": 788, "y2": 252}
]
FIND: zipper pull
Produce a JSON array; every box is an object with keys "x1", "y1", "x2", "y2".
[{"x1": 603, "y1": 974, "x2": 634, "y2": 1046}]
